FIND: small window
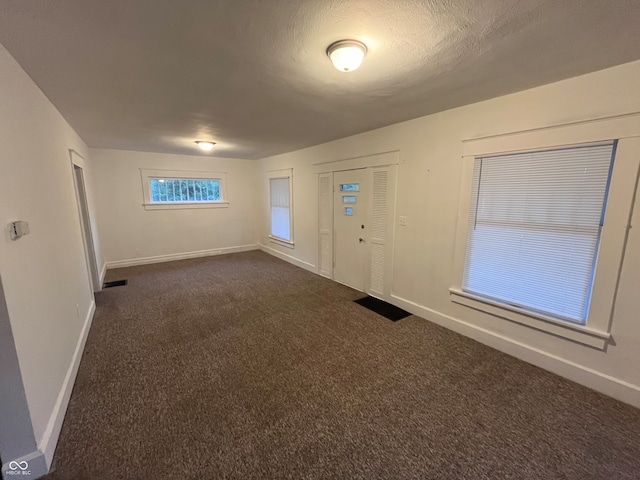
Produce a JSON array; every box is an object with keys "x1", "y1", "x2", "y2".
[
  {"x1": 140, "y1": 169, "x2": 228, "y2": 210},
  {"x1": 462, "y1": 142, "x2": 616, "y2": 324},
  {"x1": 340, "y1": 183, "x2": 360, "y2": 192},
  {"x1": 150, "y1": 178, "x2": 221, "y2": 203},
  {"x1": 342, "y1": 195, "x2": 357, "y2": 204},
  {"x1": 345, "y1": 207, "x2": 353, "y2": 215},
  {"x1": 270, "y1": 176, "x2": 293, "y2": 243}
]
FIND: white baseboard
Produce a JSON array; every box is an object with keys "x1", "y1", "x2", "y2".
[
  {"x1": 2, "y1": 449, "x2": 47, "y2": 480},
  {"x1": 99, "y1": 262, "x2": 107, "y2": 286},
  {"x1": 259, "y1": 243, "x2": 317, "y2": 274},
  {"x1": 38, "y1": 300, "x2": 96, "y2": 469},
  {"x1": 105, "y1": 244, "x2": 259, "y2": 269},
  {"x1": 390, "y1": 294, "x2": 640, "y2": 409}
]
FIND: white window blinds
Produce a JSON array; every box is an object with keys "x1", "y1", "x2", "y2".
[
  {"x1": 270, "y1": 177, "x2": 291, "y2": 241},
  {"x1": 463, "y1": 143, "x2": 616, "y2": 324}
]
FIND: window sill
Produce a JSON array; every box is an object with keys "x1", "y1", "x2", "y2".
[
  {"x1": 143, "y1": 202, "x2": 229, "y2": 211},
  {"x1": 449, "y1": 288, "x2": 610, "y2": 349},
  {"x1": 269, "y1": 236, "x2": 295, "y2": 249}
]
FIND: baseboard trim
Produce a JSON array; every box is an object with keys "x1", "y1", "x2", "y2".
[
  {"x1": 2, "y1": 449, "x2": 48, "y2": 480},
  {"x1": 105, "y1": 244, "x2": 260, "y2": 269},
  {"x1": 38, "y1": 300, "x2": 96, "y2": 469},
  {"x1": 99, "y1": 262, "x2": 107, "y2": 286},
  {"x1": 259, "y1": 243, "x2": 317, "y2": 274},
  {"x1": 390, "y1": 294, "x2": 640, "y2": 409}
]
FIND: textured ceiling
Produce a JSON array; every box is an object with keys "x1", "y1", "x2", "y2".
[{"x1": 1, "y1": 0, "x2": 639, "y2": 159}]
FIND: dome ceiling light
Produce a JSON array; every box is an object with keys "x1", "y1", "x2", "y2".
[
  {"x1": 195, "y1": 141, "x2": 216, "y2": 151},
  {"x1": 327, "y1": 40, "x2": 367, "y2": 72}
]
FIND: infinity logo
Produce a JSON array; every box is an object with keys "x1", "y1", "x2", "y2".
[{"x1": 8, "y1": 461, "x2": 28, "y2": 471}]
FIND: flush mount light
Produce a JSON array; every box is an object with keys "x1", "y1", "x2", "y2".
[
  {"x1": 327, "y1": 40, "x2": 367, "y2": 72},
  {"x1": 195, "y1": 141, "x2": 215, "y2": 151}
]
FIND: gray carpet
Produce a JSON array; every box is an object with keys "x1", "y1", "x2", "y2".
[{"x1": 44, "y1": 251, "x2": 640, "y2": 480}]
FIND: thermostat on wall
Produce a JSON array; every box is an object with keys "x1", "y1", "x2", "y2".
[{"x1": 10, "y1": 221, "x2": 30, "y2": 240}]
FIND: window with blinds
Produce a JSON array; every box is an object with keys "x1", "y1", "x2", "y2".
[
  {"x1": 270, "y1": 177, "x2": 292, "y2": 242},
  {"x1": 462, "y1": 142, "x2": 616, "y2": 324}
]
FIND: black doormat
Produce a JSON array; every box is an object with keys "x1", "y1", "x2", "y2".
[
  {"x1": 103, "y1": 279, "x2": 128, "y2": 289},
  {"x1": 354, "y1": 296, "x2": 411, "y2": 322}
]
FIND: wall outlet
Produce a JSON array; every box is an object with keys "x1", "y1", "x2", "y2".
[{"x1": 399, "y1": 216, "x2": 408, "y2": 226}]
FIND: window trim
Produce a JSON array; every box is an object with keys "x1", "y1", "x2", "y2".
[
  {"x1": 140, "y1": 169, "x2": 229, "y2": 210},
  {"x1": 449, "y1": 289, "x2": 610, "y2": 348},
  {"x1": 267, "y1": 169, "x2": 294, "y2": 247},
  {"x1": 451, "y1": 117, "x2": 640, "y2": 349}
]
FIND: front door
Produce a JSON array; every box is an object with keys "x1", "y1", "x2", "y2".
[{"x1": 333, "y1": 169, "x2": 368, "y2": 291}]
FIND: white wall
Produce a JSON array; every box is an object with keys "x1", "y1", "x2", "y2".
[
  {"x1": 1, "y1": 32, "x2": 638, "y2": 477},
  {"x1": 0, "y1": 42, "x2": 97, "y2": 473},
  {"x1": 258, "y1": 60, "x2": 640, "y2": 407},
  {"x1": 90, "y1": 149, "x2": 259, "y2": 267}
]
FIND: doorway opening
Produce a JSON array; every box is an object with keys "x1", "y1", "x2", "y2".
[{"x1": 70, "y1": 151, "x2": 100, "y2": 292}]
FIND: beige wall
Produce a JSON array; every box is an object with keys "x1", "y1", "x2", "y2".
[
  {"x1": 0, "y1": 43, "x2": 97, "y2": 471},
  {"x1": 89, "y1": 149, "x2": 259, "y2": 267},
  {"x1": 258, "y1": 60, "x2": 640, "y2": 407}
]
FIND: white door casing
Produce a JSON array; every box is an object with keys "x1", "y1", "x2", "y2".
[{"x1": 70, "y1": 150, "x2": 100, "y2": 292}]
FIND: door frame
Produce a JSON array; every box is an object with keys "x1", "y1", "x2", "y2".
[
  {"x1": 316, "y1": 151, "x2": 400, "y2": 300},
  {"x1": 69, "y1": 150, "x2": 100, "y2": 292}
]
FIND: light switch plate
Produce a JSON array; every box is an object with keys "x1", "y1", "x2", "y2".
[{"x1": 10, "y1": 221, "x2": 30, "y2": 240}]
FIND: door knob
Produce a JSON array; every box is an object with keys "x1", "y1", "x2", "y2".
[{"x1": 359, "y1": 238, "x2": 365, "y2": 243}]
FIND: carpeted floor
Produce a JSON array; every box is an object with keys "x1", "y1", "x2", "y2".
[{"x1": 44, "y1": 251, "x2": 640, "y2": 480}]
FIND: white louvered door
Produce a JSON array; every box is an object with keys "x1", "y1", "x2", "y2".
[
  {"x1": 318, "y1": 172, "x2": 333, "y2": 278},
  {"x1": 367, "y1": 168, "x2": 389, "y2": 297}
]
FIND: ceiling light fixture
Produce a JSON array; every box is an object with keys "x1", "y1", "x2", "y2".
[
  {"x1": 195, "y1": 141, "x2": 215, "y2": 151},
  {"x1": 327, "y1": 40, "x2": 367, "y2": 72}
]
